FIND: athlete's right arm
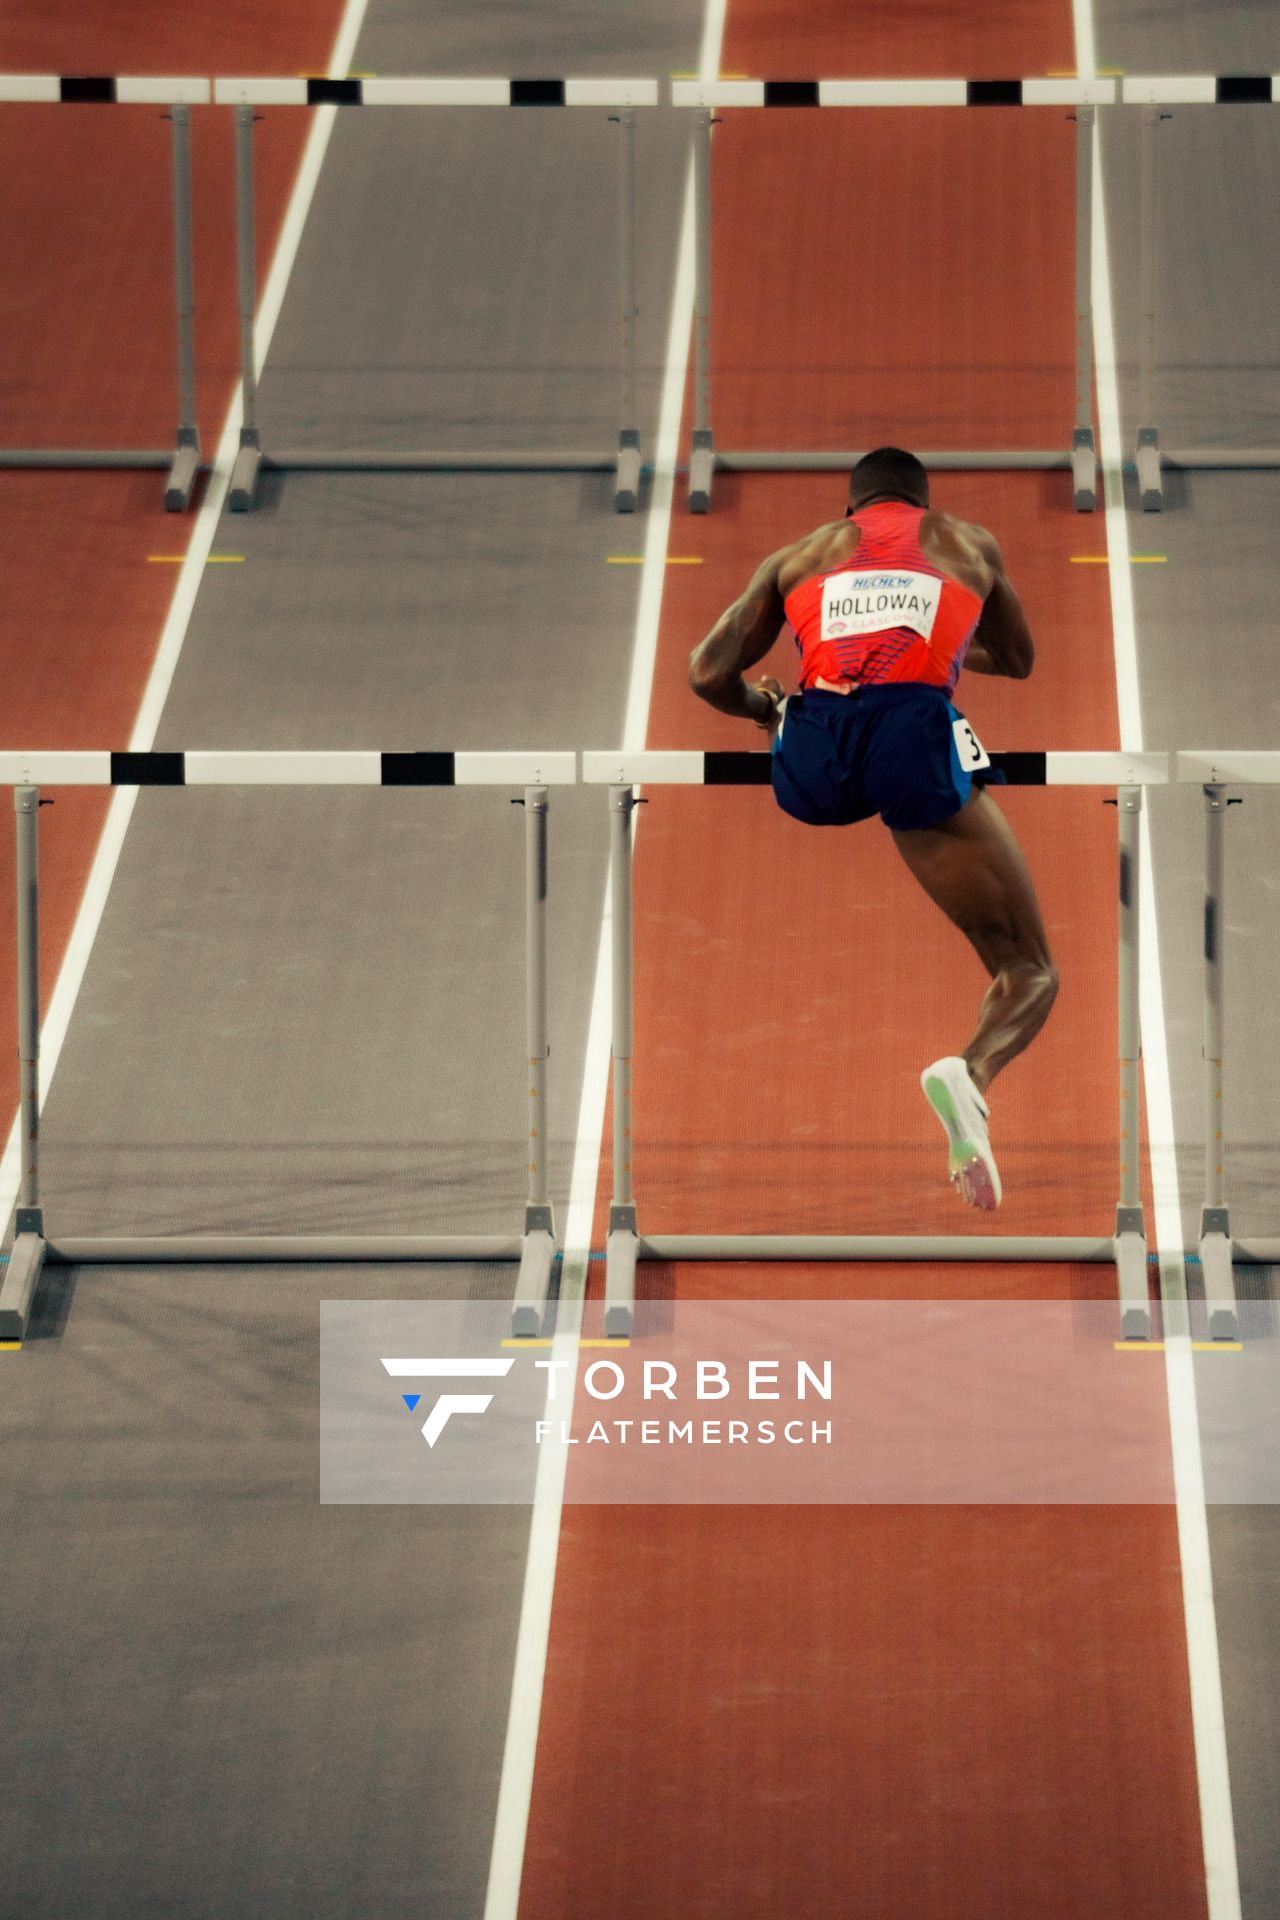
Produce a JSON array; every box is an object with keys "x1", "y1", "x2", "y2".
[
  {"x1": 688, "y1": 545, "x2": 792, "y2": 723},
  {"x1": 966, "y1": 533, "x2": 1035, "y2": 679}
]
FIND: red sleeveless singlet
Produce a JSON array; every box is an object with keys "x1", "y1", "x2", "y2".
[{"x1": 782, "y1": 501, "x2": 984, "y2": 696}]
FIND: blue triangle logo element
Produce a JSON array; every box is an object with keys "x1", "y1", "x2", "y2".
[{"x1": 402, "y1": 1393, "x2": 421, "y2": 1412}]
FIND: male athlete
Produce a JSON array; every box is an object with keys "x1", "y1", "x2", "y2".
[{"x1": 687, "y1": 446, "x2": 1057, "y2": 1210}]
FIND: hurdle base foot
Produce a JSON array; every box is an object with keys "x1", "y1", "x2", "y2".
[
  {"x1": 604, "y1": 1228, "x2": 638, "y2": 1339},
  {"x1": 614, "y1": 433, "x2": 641, "y2": 513},
  {"x1": 1136, "y1": 428, "x2": 1163, "y2": 513},
  {"x1": 1072, "y1": 429, "x2": 1097, "y2": 513},
  {"x1": 1199, "y1": 1227, "x2": 1239, "y2": 1342},
  {"x1": 0, "y1": 1233, "x2": 47, "y2": 1342},
  {"x1": 511, "y1": 1224, "x2": 556, "y2": 1338},
  {"x1": 164, "y1": 433, "x2": 201, "y2": 513},
  {"x1": 1114, "y1": 1221, "x2": 1151, "y2": 1341},
  {"x1": 688, "y1": 432, "x2": 715, "y2": 514},
  {"x1": 228, "y1": 433, "x2": 262, "y2": 513}
]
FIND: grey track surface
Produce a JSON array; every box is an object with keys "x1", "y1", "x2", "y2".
[
  {"x1": 1099, "y1": 6, "x2": 1280, "y2": 1914},
  {"x1": 0, "y1": 10, "x2": 702, "y2": 1920}
]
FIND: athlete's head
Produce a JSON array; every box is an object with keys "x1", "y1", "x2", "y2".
[{"x1": 846, "y1": 446, "x2": 929, "y2": 513}]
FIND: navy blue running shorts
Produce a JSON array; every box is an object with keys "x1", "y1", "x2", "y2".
[{"x1": 770, "y1": 683, "x2": 1003, "y2": 833}]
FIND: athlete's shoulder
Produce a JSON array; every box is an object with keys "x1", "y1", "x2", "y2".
[
  {"x1": 920, "y1": 509, "x2": 1000, "y2": 592},
  {"x1": 775, "y1": 518, "x2": 853, "y2": 595}
]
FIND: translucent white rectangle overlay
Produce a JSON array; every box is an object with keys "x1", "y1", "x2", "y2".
[{"x1": 320, "y1": 1299, "x2": 1274, "y2": 1505}]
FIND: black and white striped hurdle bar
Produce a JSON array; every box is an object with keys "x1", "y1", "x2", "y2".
[
  {"x1": 0, "y1": 76, "x2": 211, "y2": 103},
  {"x1": 0, "y1": 75, "x2": 659, "y2": 107},
  {"x1": 4, "y1": 74, "x2": 1273, "y2": 111},
  {"x1": 582, "y1": 750, "x2": 1170, "y2": 786},
  {"x1": 0, "y1": 751, "x2": 576, "y2": 787},
  {"x1": 213, "y1": 77, "x2": 658, "y2": 107},
  {"x1": 671, "y1": 77, "x2": 1280, "y2": 108},
  {"x1": 671, "y1": 78, "x2": 1116, "y2": 107},
  {"x1": 1122, "y1": 75, "x2": 1280, "y2": 104},
  {"x1": 1175, "y1": 752, "x2": 1280, "y2": 784}
]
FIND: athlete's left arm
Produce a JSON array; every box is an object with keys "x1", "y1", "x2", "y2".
[{"x1": 688, "y1": 547, "x2": 790, "y2": 724}]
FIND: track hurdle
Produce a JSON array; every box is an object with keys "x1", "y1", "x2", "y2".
[
  {"x1": 669, "y1": 77, "x2": 1116, "y2": 515},
  {"x1": 584, "y1": 746, "x2": 1170, "y2": 1339},
  {"x1": 0, "y1": 76, "x2": 210, "y2": 509},
  {"x1": 0, "y1": 748, "x2": 573, "y2": 1345},
  {"x1": 1175, "y1": 752, "x2": 1280, "y2": 1332},
  {"x1": 1124, "y1": 76, "x2": 1280, "y2": 510},
  {"x1": 213, "y1": 77, "x2": 658, "y2": 513}
]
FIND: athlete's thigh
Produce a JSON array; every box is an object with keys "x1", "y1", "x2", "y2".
[{"x1": 889, "y1": 787, "x2": 1053, "y2": 977}]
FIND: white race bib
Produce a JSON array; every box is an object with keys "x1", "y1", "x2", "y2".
[
  {"x1": 952, "y1": 717, "x2": 991, "y2": 771},
  {"x1": 820, "y1": 568, "x2": 942, "y2": 643}
]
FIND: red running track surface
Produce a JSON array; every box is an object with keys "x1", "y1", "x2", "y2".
[
  {"x1": 0, "y1": 1, "x2": 345, "y2": 1128},
  {"x1": 517, "y1": 2, "x2": 1209, "y2": 1915}
]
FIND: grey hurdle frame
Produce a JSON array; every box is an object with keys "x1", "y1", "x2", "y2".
[
  {"x1": 217, "y1": 77, "x2": 656, "y2": 514},
  {"x1": 1126, "y1": 77, "x2": 1280, "y2": 511},
  {"x1": 0, "y1": 75, "x2": 208, "y2": 510},
  {"x1": 1177, "y1": 751, "x2": 1280, "y2": 1333},
  {"x1": 672, "y1": 77, "x2": 1112, "y2": 515},
  {"x1": 585, "y1": 747, "x2": 1169, "y2": 1340},
  {"x1": 0, "y1": 750, "x2": 572, "y2": 1344}
]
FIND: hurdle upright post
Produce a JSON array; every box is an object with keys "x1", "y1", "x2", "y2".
[
  {"x1": 688, "y1": 107, "x2": 716, "y2": 513},
  {"x1": 1199, "y1": 783, "x2": 1239, "y2": 1338},
  {"x1": 511, "y1": 785, "x2": 558, "y2": 1335},
  {"x1": 1071, "y1": 103, "x2": 1098, "y2": 511},
  {"x1": 1113, "y1": 785, "x2": 1151, "y2": 1337},
  {"x1": 613, "y1": 107, "x2": 642, "y2": 512},
  {"x1": 1135, "y1": 106, "x2": 1165, "y2": 511},
  {"x1": 164, "y1": 102, "x2": 202, "y2": 511},
  {"x1": 604, "y1": 785, "x2": 639, "y2": 1335},
  {"x1": 228, "y1": 104, "x2": 263, "y2": 511},
  {"x1": 0, "y1": 788, "x2": 49, "y2": 1341}
]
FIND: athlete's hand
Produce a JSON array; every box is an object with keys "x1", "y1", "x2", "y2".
[{"x1": 748, "y1": 676, "x2": 785, "y2": 736}]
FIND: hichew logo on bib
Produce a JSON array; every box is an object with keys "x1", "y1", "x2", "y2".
[{"x1": 821, "y1": 568, "x2": 942, "y2": 642}]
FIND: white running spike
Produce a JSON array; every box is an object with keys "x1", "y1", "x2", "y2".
[{"x1": 920, "y1": 1055, "x2": 1002, "y2": 1209}]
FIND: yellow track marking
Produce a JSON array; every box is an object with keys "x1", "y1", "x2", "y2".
[
  {"x1": 501, "y1": 1336, "x2": 632, "y2": 1349},
  {"x1": 0, "y1": 1339, "x2": 22, "y2": 1351},
  {"x1": 1115, "y1": 1339, "x2": 1243, "y2": 1352},
  {"x1": 607, "y1": 555, "x2": 702, "y2": 565},
  {"x1": 1071, "y1": 554, "x2": 1167, "y2": 564},
  {"x1": 148, "y1": 554, "x2": 245, "y2": 565}
]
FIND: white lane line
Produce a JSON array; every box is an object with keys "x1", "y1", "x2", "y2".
[
  {"x1": 0, "y1": 0, "x2": 372, "y2": 1233},
  {"x1": 1077, "y1": 5, "x2": 1243, "y2": 1915},
  {"x1": 480, "y1": 5, "x2": 728, "y2": 1914}
]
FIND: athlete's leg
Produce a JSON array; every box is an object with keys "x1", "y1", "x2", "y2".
[{"x1": 891, "y1": 786, "x2": 1058, "y2": 1094}]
